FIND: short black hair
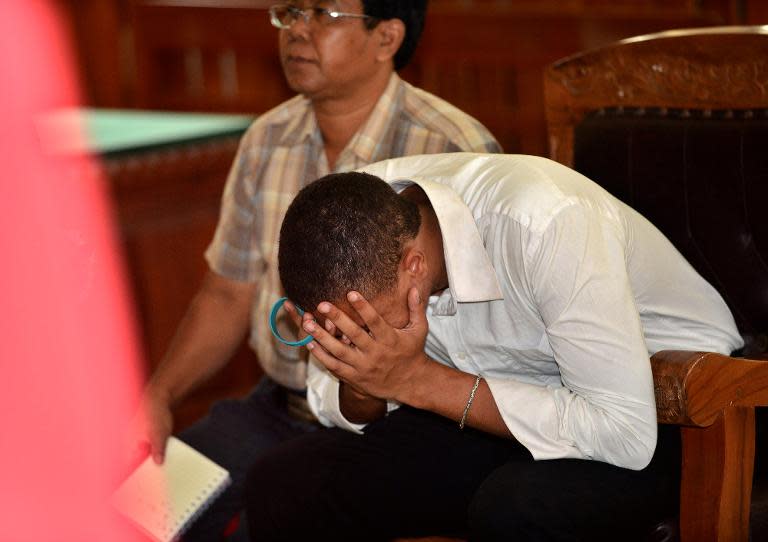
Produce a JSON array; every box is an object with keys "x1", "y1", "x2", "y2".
[
  {"x1": 279, "y1": 171, "x2": 421, "y2": 311},
  {"x1": 362, "y1": 0, "x2": 428, "y2": 71}
]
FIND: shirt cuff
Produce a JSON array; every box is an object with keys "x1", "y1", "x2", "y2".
[{"x1": 306, "y1": 357, "x2": 367, "y2": 434}]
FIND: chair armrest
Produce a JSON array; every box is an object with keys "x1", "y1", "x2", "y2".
[{"x1": 652, "y1": 350, "x2": 768, "y2": 427}]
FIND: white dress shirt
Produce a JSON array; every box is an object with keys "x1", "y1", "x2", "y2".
[{"x1": 306, "y1": 153, "x2": 743, "y2": 470}]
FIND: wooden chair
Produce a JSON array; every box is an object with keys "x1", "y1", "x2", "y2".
[{"x1": 544, "y1": 26, "x2": 768, "y2": 541}]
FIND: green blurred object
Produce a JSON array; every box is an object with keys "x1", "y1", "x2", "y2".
[{"x1": 39, "y1": 108, "x2": 254, "y2": 157}]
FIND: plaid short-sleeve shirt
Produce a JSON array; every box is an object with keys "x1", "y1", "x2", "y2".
[{"x1": 205, "y1": 73, "x2": 502, "y2": 390}]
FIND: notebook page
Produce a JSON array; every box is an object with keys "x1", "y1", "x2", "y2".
[{"x1": 112, "y1": 437, "x2": 231, "y2": 542}]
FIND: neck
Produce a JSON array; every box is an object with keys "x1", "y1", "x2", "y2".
[
  {"x1": 312, "y1": 69, "x2": 392, "y2": 169},
  {"x1": 417, "y1": 201, "x2": 449, "y2": 293}
]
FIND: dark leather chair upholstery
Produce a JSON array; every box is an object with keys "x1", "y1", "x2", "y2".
[
  {"x1": 574, "y1": 105, "x2": 768, "y2": 542},
  {"x1": 573, "y1": 108, "x2": 768, "y2": 353},
  {"x1": 545, "y1": 26, "x2": 768, "y2": 542}
]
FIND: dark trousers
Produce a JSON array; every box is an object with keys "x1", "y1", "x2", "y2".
[{"x1": 245, "y1": 406, "x2": 681, "y2": 542}]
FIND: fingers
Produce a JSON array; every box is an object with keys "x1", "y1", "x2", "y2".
[
  {"x1": 323, "y1": 318, "x2": 351, "y2": 344},
  {"x1": 315, "y1": 300, "x2": 374, "y2": 348},
  {"x1": 284, "y1": 300, "x2": 316, "y2": 343},
  {"x1": 149, "y1": 428, "x2": 167, "y2": 464},
  {"x1": 306, "y1": 339, "x2": 358, "y2": 383},
  {"x1": 304, "y1": 326, "x2": 358, "y2": 383},
  {"x1": 285, "y1": 299, "x2": 312, "y2": 327},
  {"x1": 406, "y1": 287, "x2": 427, "y2": 330},
  {"x1": 284, "y1": 299, "x2": 299, "y2": 319},
  {"x1": 147, "y1": 408, "x2": 171, "y2": 464},
  {"x1": 303, "y1": 315, "x2": 358, "y2": 361},
  {"x1": 128, "y1": 415, "x2": 166, "y2": 466},
  {"x1": 143, "y1": 395, "x2": 173, "y2": 464},
  {"x1": 345, "y1": 291, "x2": 397, "y2": 342}
]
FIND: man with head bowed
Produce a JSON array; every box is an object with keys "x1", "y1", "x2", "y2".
[{"x1": 247, "y1": 152, "x2": 743, "y2": 541}]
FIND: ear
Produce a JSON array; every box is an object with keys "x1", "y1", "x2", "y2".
[
  {"x1": 401, "y1": 246, "x2": 428, "y2": 283},
  {"x1": 373, "y1": 18, "x2": 405, "y2": 64}
]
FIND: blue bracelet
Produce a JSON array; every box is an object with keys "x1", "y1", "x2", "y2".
[{"x1": 269, "y1": 297, "x2": 314, "y2": 347}]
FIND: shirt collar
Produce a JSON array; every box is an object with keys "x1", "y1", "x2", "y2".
[
  {"x1": 278, "y1": 73, "x2": 403, "y2": 159},
  {"x1": 390, "y1": 178, "x2": 504, "y2": 305},
  {"x1": 344, "y1": 72, "x2": 402, "y2": 164}
]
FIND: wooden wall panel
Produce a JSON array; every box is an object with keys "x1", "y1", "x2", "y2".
[
  {"x1": 58, "y1": 0, "x2": 136, "y2": 106},
  {"x1": 131, "y1": 3, "x2": 291, "y2": 113},
  {"x1": 747, "y1": 2, "x2": 768, "y2": 22},
  {"x1": 127, "y1": 1, "x2": 738, "y2": 154},
  {"x1": 402, "y1": 6, "x2": 731, "y2": 153}
]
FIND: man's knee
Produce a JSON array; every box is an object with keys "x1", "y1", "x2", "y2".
[
  {"x1": 245, "y1": 447, "x2": 306, "y2": 541},
  {"x1": 245, "y1": 428, "x2": 359, "y2": 541},
  {"x1": 468, "y1": 471, "x2": 546, "y2": 541}
]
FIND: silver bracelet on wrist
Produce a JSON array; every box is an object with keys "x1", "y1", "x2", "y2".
[{"x1": 459, "y1": 375, "x2": 482, "y2": 430}]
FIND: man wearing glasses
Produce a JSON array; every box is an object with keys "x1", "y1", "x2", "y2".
[{"x1": 133, "y1": 1, "x2": 501, "y2": 541}]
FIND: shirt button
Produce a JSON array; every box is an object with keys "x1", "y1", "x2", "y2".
[{"x1": 456, "y1": 352, "x2": 467, "y2": 361}]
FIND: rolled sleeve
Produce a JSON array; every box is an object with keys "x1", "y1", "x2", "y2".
[
  {"x1": 485, "y1": 378, "x2": 582, "y2": 460},
  {"x1": 306, "y1": 356, "x2": 367, "y2": 433}
]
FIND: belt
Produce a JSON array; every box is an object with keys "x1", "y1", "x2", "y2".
[{"x1": 280, "y1": 385, "x2": 319, "y2": 425}]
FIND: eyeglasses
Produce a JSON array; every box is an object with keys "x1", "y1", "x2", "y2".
[{"x1": 269, "y1": 3, "x2": 378, "y2": 29}]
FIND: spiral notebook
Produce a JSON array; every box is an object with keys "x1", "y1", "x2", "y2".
[{"x1": 112, "y1": 437, "x2": 231, "y2": 542}]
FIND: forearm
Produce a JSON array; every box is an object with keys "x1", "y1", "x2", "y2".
[
  {"x1": 148, "y1": 271, "x2": 255, "y2": 406},
  {"x1": 338, "y1": 382, "x2": 387, "y2": 424},
  {"x1": 401, "y1": 356, "x2": 512, "y2": 439}
]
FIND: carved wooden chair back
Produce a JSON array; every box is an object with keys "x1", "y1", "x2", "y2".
[{"x1": 544, "y1": 26, "x2": 768, "y2": 542}]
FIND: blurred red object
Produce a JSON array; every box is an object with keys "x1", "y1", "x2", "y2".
[{"x1": 0, "y1": 1, "x2": 144, "y2": 540}]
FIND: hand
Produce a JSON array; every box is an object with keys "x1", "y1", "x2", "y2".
[
  {"x1": 282, "y1": 299, "x2": 316, "y2": 346},
  {"x1": 283, "y1": 299, "x2": 353, "y2": 346},
  {"x1": 126, "y1": 386, "x2": 174, "y2": 466},
  {"x1": 286, "y1": 299, "x2": 385, "y2": 420},
  {"x1": 303, "y1": 287, "x2": 430, "y2": 403}
]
